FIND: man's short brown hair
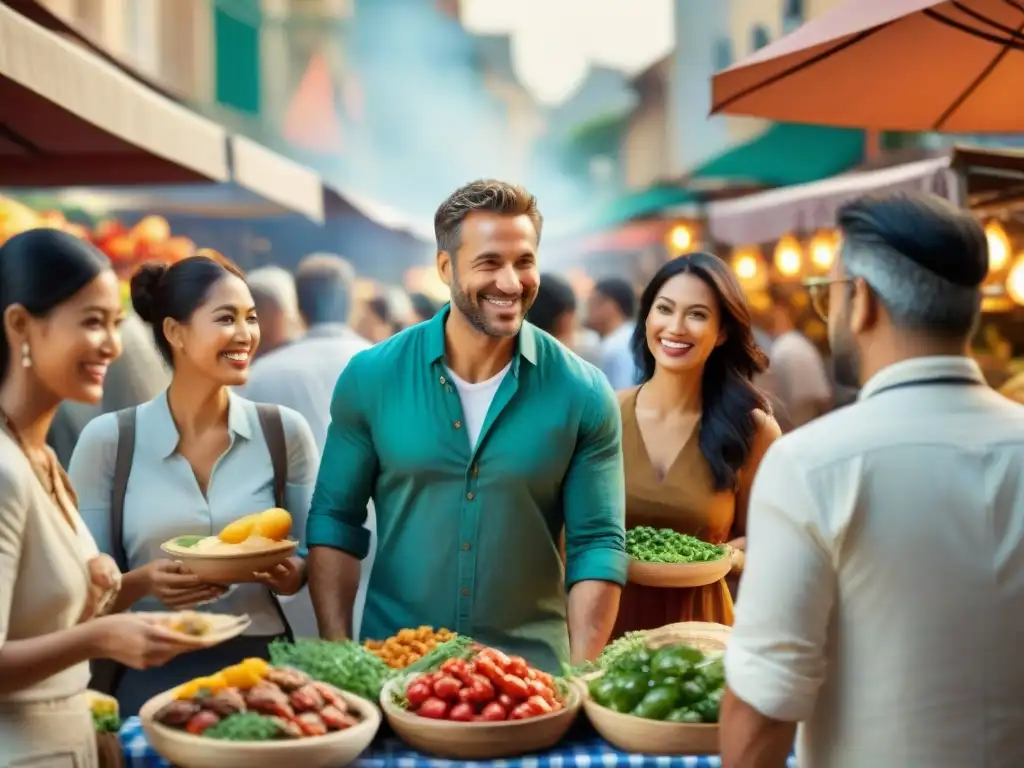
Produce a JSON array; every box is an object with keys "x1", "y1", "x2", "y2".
[{"x1": 434, "y1": 179, "x2": 543, "y2": 256}]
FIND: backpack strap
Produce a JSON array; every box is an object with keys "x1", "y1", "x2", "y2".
[
  {"x1": 110, "y1": 407, "x2": 137, "y2": 573},
  {"x1": 255, "y1": 403, "x2": 286, "y2": 508},
  {"x1": 254, "y1": 402, "x2": 295, "y2": 642}
]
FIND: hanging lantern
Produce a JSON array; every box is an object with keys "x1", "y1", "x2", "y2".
[
  {"x1": 985, "y1": 220, "x2": 1011, "y2": 273},
  {"x1": 773, "y1": 234, "x2": 803, "y2": 277}
]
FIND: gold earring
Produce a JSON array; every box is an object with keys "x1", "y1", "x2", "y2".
[{"x1": 20, "y1": 341, "x2": 31, "y2": 368}]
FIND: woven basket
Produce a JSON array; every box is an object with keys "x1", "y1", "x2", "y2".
[
  {"x1": 643, "y1": 621, "x2": 731, "y2": 653},
  {"x1": 581, "y1": 622, "x2": 731, "y2": 755}
]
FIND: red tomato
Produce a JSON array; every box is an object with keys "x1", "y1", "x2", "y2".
[
  {"x1": 479, "y1": 701, "x2": 507, "y2": 721},
  {"x1": 496, "y1": 674, "x2": 530, "y2": 700},
  {"x1": 478, "y1": 647, "x2": 513, "y2": 671},
  {"x1": 468, "y1": 675, "x2": 495, "y2": 703},
  {"x1": 433, "y1": 675, "x2": 462, "y2": 701},
  {"x1": 405, "y1": 681, "x2": 432, "y2": 708},
  {"x1": 509, "y1": 702, "x2": 534, "y2": 720},
  {"x1": 526, "y1": 695, "x2": 553, "y2": 715},
  {"x1": 457, "y1": 687, "x2": 476, "y2": 705},
  {"x1": 417, "y1": 697, "x2": 449, "y2": 719},
  {"x1": 507, "y1": 655, "x2": 529, "y2": 678},
  {"x1": 527, "y1": 679, "x2": 555, "y2": 703},
  {"x1": 536, "y1": 672, "x2": 555, "y2": 688},
  {"x1": 441, "y1": 658, "x2": 474, "y2": 686},
  {"x1": 497, "y1": 693, "x2": 515, "y2": 710},
  {"x1": 448, "y1": 702, "x2": 475, "y2": 722},
  {"x1": 474, "y1": 658, "x2": 504, "y2": 686}
]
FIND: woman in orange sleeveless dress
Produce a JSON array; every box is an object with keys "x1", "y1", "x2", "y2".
[{"x1": 613, "y1": 253, "x2": 780, "y2": 635}]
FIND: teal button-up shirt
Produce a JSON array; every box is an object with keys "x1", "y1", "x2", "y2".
[{"x1": 307, "y1": 307, "x2": 627, "y2": 671}]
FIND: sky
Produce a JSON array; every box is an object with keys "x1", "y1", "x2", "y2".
[{"x1": 460, "y1": 0, "x2": 676, "y2": 105}]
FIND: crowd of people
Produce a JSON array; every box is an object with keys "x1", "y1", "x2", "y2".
[{"x1": 0, "y1": 179, "x2": 1021, "y2": 768}]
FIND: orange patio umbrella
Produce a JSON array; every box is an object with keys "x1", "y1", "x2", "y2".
[{"x1": 711, "y1": 0, "x2": 1024, "y2": 133}]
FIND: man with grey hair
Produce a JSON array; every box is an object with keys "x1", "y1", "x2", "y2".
[
  {"x1": 244, "y1": 253, "x2": 373, "y2": 638},
  {"x1": 721, "y1": 193, "x2": 1024, "y2": 768},
  {"x1": 248, "y1": 265, "x2": 302, "y2": 359}
]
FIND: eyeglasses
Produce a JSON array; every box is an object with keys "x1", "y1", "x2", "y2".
[{"x1": 803, "y1": 276, "x2": 855, "y2": 322}]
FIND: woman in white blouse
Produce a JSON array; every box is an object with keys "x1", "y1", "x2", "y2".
[
  {"x1": 0, "y1": 229, "x2": 198, "y2": 767},
  {"x1": 70, "y1": 256, "x2": 319, "y2": 716}
]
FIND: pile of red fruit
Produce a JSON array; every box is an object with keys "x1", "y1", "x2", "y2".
[{"x1": 403, "y1": 647, "x2": 563, "y2": 722}]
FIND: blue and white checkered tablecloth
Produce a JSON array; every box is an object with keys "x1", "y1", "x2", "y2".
[{"x1": 120, "y1": 717, "x2": 797, "y2": 768}]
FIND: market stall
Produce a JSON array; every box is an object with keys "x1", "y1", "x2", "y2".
[
  {"x1": 92, "y1": 512, "x2": 779, "y2": 766},
  {"x1": 705, "y1": 145, "x2": 1024, "y2": 377},
  {"x1": 0, "y1": 2, "x2": 229, "y2": 186},
  {"x1": 110, "y1": 624, "x2": 794, "y2": 768}
]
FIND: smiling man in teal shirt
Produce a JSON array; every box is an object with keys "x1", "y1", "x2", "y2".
[{"x1": 306, "y1": 180, "x2": 627, "y2": 671}]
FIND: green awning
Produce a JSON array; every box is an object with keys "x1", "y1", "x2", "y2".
[
  {"x1": 587, "y1": 184, "x2": 697, "y2": 232},
  {"x1": 690, "y1": 122, "x2": 865, "y2": 187}
]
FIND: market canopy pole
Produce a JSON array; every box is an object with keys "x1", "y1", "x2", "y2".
[{"x1": 710, "y1": 0, "x2": 1024, "y2": 133}]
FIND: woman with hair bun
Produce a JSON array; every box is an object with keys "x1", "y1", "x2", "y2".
[
  {"x1": 70, "y1": 255, "x2": 319, "y2": 716},
  {"x1": 0, "y1": 229, "x2": 198, "y2": 766}
]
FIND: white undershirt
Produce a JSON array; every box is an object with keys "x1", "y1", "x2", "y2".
[{"x1": 446, "y1": 362, "x2": 512, "y2": 449}]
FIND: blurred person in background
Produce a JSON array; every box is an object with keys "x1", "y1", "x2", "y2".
[
  {"x1": 70, "y1": 256, "x2": 318, "y2": 715},
  {"x1": 721, "y1": 193, "x2": 1024, "y2": 768},
  {"x1": 409, "y1": 291, "x2": 442, "y2": 324},
  {"x1": 586, "y1": 276, "x2": 639, "y2": 390},
  {"x1": 247, "y1": 265, "x2": 303, "y2": 359},
  {"x1": 0, "y1": 230, "x2": 196, "y2": 765},
  {"x1": 355, "y1": 286, "x2": 412, "y2": 343},
  {"x1": 243, "y1": 253, "x2": 372, "y2": 639},
  {"x1": 527, "y1": 272, "x2": 601, "y2": 366},
  {"x1": 763, "y1": 284, "x2": 833, "y2": 430},
  {"x1": 246, "y1": 253, "x2": 368, "y2": 448},
  {"x1": 614, "y1": 253, "x2": 779, "y2": 635}
]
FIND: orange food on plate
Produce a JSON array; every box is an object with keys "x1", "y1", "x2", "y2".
[
  {"x1": 254, "y1": 508, "x2": 292, "y2": 541},
  {"x1": 217, "y1": 508, "x2": 292, "y2": 545},
  {"x1": 217, "y1": 514, "x2": 259, "y2": 544}
]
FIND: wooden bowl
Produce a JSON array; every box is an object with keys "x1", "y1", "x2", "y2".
[
  {"x1": 583, "y1": 693, "x2": 719, "y2": 755},
  {"x1": 140, "y1": 687, "x2": 381, "y2": 768},
  {"x1": 579, "y1": 621, "x2": 730, "y2": 755},
  {"x1": 160, "y1": 538, "x2": 297, "y2": 584},
  {"x1": 627, "y1": 550, "x2": 732, "y2": 588},
  {"x1": 380, "y1": 675, "x2": 581, "y2": 759}
]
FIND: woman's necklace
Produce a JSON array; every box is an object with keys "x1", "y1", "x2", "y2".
[{"x1": 0, "y1": 405, "x2": 74, "y2": 527}]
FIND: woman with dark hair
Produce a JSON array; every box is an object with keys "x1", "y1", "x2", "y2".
[
  {"x1": 69, "y1": 256, "x2": 319, "y2": 716},
  {"x1": 0, "y1": 229, "x2": 197, "y2": 765},
  {"x1": 613, "y1": 252, "x2": 780, "y2": 633}
]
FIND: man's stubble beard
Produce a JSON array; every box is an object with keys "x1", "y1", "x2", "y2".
[
  {"x1": 450, "y1": 279, "x2": 519, "y2": 339},
  {"x1": 829, "y1": 314, "x2": 861, "y2": 389}
]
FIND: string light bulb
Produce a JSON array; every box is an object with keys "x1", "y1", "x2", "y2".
[
  {"x1": 773, "y1": 234, "x2": 803, "y2": 277},
  {"x1": 985, "y1": 220, "x2": 1010, "y2": 273}
]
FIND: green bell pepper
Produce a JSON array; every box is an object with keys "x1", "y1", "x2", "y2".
[
  {"x1": 692, "y1": 687, "x2": 724, "y2": 723},
  {"x1": 696, "y1": 655, "x2": 725, "y2": 689},
  {"x1": 602, "y1": 672, "x2": 650, "y2": 713},
  {"x1": 588, "y1": 676, "x2": 619, "y2": 707},
  {"x1": 677, "y1": 679, "x2": 706, "y2": 706},
  {"x1": 630, "y1": 685, "x2": 680, "y2": 720},
  {"x1": 611, "y1": 648, "x2": 652, "y2": 674},
  {"x1": 665, "y1": 707, "x2": 704, "y2": 723}
]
